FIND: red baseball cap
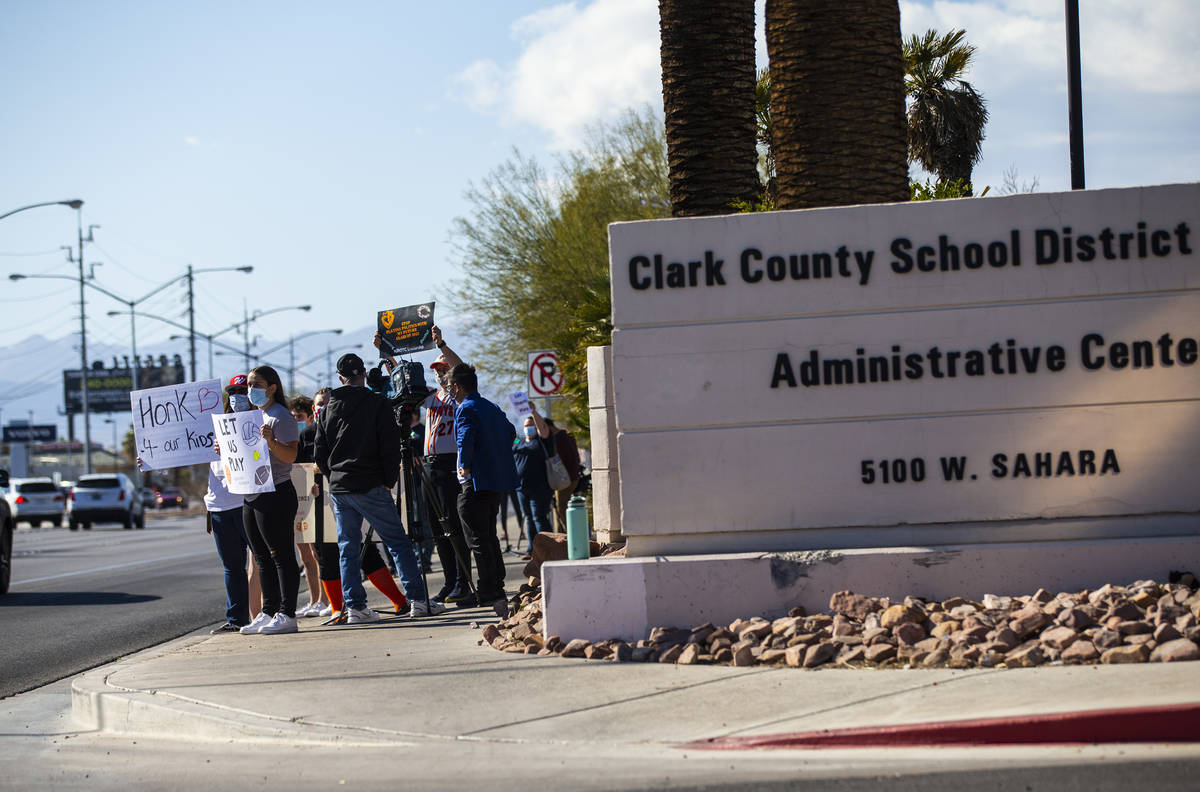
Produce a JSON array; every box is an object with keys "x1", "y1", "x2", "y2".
[
  {"x1": 227, "y1": 374, "x2": 248, "y2": 391},
  {"x1": 429, "y1": 356, "x2": 450, "y2": 370}
]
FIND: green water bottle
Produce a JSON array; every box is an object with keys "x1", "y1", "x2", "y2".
[{"x1": 566, "y1": 493, "x2": 589, "y2": 560}]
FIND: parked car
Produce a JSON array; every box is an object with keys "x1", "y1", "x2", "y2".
[
  {"x1": 1, "y1": 469, "x2": 12, "y2": 594},
  {"x1": 68, "y1": 474, "x2": 145, "y2": 531},
  {"x1": 4, "y1": 478, "x2": 65, "y2": 528},
  {"x1": 155, "y1": 487, "x2": 188, "y2": 509}
]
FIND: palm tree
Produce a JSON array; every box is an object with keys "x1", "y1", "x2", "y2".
[
  {"x1": 658, "y1": 0, "x2": 760, "y2": 216},
  {"x1": 765, "y1": 0, "x2": 909, "y2": 210},
  {"x1": 754, "y1": 67, "x2": 776, "y2": 205},
  {"x1": 903, "y1": 28, "x2": 989, "y2": 192}
]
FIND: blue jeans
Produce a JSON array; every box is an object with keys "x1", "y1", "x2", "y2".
[
  {"x1": 210, "y1": 507, "x2": 250, "y2": 626},
  {"x1": 330, "y1": 487, "x2": 427, "y2": 610},
  {"x1": 518, "y1": 491, "x2": 552, "y2": 551}
]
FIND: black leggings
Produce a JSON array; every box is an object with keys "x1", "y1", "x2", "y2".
[
  {"x1": 314, "y1": 540, "x2": 387, "y2": 581},
  {"x1": 309, "y1": 481, "x2": 388, "y2": 581},
  {"x1": 243, "y1": 479, "x2": 300, "y2": 618}
]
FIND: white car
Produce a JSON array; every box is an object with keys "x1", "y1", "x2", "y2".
[
  {"x1": 5, "y1": 477, "x2": 65, "y2": 528},
  {"x1": 67, "y1": 473, "x2": 145, "y2": 531}
]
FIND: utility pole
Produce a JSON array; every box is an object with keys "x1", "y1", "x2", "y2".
[
  {"x1": 186, "y1": 263, "x2": 198, "y2": 380},
  {"x1": 243, "y1": 301, "x2": 251, "y2": 370},
  {"x1": 70, "y1": 209, "x2": 97, "y2": 475}
]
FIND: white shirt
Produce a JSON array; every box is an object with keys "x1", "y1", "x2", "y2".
[
  {"x1": 204, "y1": 460, "x2": 243, "y2": 513},
  {"x1": 422, "y1": 389, "x2": 458, "y2": 455}
]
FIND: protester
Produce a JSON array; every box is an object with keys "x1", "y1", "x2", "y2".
[
  {"x1": 313, "y1": 353, "x2": 443, "y2": 620},
  {"x1": 512, "y1": 407, "x2": 553, "y2": 561},
  {"x1": 204, "y1": 376, "x2": 254, "y2": 633},
  {"x1": 295, "y1": 388, "x2": 410, "y2": 620},
  {"x1": 374, "y1": 326, "x2": 475, "y2": 607},
  {"x1": 238, "y1": 365, "x2": 302, "y2": 636},
  {"x1": 545, "y1": 417, "x2": 582, "y2": 532},
  {"x1": 289, "y1": 395, "x2": 326, "y2": 616},
  {"x1": 448, "y1": 362, "x2": 518, "y2": 618}
]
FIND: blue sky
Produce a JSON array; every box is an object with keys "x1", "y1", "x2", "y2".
[{"x1": 1, "y1": 0, "x2": 1198, "y2": 435}]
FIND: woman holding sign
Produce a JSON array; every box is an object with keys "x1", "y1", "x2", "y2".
[{"x1": 238, "y1": 365, "x2": 302, "y2": 636}]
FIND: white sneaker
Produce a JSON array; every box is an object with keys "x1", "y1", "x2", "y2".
[
  {"x1": 318, "y1": 604, "x2": 333, "y2": 617},
  {"x1": 297, "y1": 602, "x2": 322, "y2": 617},
  {"x1": 239, "y1": 612, "x2": 273, "y2": 635},
  {"x1": 258, "y1": 613, "x2": 298, "y2": 635},
  {"x1": 347, "y1": 607, "x2": 381, "y2": 624},
  {"x1": 408, "y1": 599, "x2": 446, "y2": 618}
]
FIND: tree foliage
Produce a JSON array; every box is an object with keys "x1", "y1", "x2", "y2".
[
  {"x1": 903, "y1": 28, "x2": 989, "y2": 190},
  {"x1": 449, "y1": 109, "x2": 669, "y2": 436}
]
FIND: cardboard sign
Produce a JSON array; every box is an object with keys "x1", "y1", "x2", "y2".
[
  {"x1": 211, "y1": 410, "x2": 275, "y2": 495},
  {"x1": 378, "y1": 302, "x2": 435, "y2": 356},
  {"x1": 291, "y1": 463, "x2": 318, "y2": 543},
  {"x1": 130, "y1": 379, "x2": 222, "y2": 470},
  {"x1": 509, "y1": 391, "x2": 532, "y2": 416}
]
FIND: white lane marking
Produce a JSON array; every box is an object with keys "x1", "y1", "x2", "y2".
[{"x1": 9, "y1": 550, "x2": 214, "y2": 586}]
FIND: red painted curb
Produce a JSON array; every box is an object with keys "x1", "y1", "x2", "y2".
[{"x1": 685, "y1": 702, "x2": 1200, "y2": 750}]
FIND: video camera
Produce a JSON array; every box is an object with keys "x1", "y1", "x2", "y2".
[{"x1": 367, "y1": 358, "x2": 432, "y2": 412}]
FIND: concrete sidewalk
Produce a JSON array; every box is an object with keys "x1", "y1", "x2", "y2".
[{"x1": 72, "y1": 566, "x2": 1200, "y2": 755}]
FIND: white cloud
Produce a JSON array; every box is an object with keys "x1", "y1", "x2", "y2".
[
  {"x1": 452, "y1": 0, "x2": 661, "y2": 149},
  {"x1": 184, "y1": 136, "x2": 201, "y2": 146},
  {"x1": 899, "y1": 0, "x2": 1200, "y2": 96}
]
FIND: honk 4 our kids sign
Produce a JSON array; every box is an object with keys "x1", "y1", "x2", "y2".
[{"x1": 130, "y1": 379, "x2": 222, "y2": 470}]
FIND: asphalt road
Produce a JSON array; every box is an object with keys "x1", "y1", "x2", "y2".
[{"x1": 0, "y1": 513, "x2": 227, "y2": 698}]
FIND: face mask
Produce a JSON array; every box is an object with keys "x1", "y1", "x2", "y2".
[
  {"x1": 230, "y1": 394, "x2": 251, "y2": 412},
  {"x1": 248, "y1": 387, "x2": 269, "y2": 407},
  {"x1": 313, "y1": 405, "x2": 324, "y2": 420},
  {"x1": 296, "y1": 419, "x2": 308, "y2": 430},
  {"x1": 523, "y1": 426, "x2": 537, "y2": 439}
]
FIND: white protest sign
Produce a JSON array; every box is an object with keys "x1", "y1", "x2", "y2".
[
  {"x1": 509, "y1": 391, "x2": 532, "y2": 416},
  {"x1": 291, "y1": 463, "x2": 318, "y2": 543},
  {"x1": 130, "y1": 379, "x2": 222, "y2": 470},
  {"x1": 211, "y1": 410, "x2": 275, "y2": 495}
]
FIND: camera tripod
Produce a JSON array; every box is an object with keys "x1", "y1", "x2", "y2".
[{"x1": 398, "y1": 438, "x2": 479, "y2": 603}]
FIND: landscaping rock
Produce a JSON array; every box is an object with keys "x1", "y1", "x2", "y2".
[{"x1": 1150, "y1": 638, "x2": 1200, "y2": 663}]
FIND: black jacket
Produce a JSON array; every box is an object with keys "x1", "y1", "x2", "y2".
[
  {"x1": 313, "y1": 385, "x2": 402, "y2": 494},
  {"x1": 296, "y1": 422, "x2": 317, "y2": 464}
]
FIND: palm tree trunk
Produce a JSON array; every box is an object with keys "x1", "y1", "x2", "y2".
[
  {"x1": 766, "y1": 0, "x2": 908, "y2": 209},
  {"x1": 659, "y1": 0, "x2": 759, "y2": 217}
]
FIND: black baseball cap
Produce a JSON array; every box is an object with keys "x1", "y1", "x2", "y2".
[{"x1": 337, "y1": 353, "x2": 365, "y2": 378}]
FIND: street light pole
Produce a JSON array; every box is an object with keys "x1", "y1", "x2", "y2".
[
  {"x1": 75, "y1": 207, "x2": 94, "y2": 475},
  {"x1": 186, "y1": 264, "x2": 197, "y2": 380},
  {"x1": 1065, "y1": 0, "x2": 1085, "y2": 190}
]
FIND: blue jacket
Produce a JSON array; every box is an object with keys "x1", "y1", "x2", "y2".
[{"x1": 454, "y1": 392, "x2": 518, "y2": 493}]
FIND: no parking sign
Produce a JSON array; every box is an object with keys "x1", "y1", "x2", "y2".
[{"x1": 527, "y1": 350, "x2": 562, "y2": 396}]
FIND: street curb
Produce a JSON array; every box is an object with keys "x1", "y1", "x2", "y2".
[
  {"x1": 685, "y1": 702, "x2": 1200, "y2": 750},
  {"x1": 69, "y1": 632, "x2": 412, "y2": 746}
]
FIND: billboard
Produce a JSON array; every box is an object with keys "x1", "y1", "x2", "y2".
[{"x1": 63, "y1": 355, "x2": 187, "y2": 414}]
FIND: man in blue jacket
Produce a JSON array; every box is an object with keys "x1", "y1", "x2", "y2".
[{"x1": 447, "y1": 363, "x2": 518, "y2": 618}]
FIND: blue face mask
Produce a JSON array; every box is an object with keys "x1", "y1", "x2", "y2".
[
  {"x1": 523, "y1": 426, "x2": 537, "y2": 439},
  {"x1": 296, "y1": 419, "x2": 308, "y2": 430},
  {"x1": 230, "y1": 394, "x2": 252, "y2": 412},
  {"x1": 248, "y1": 387, "x2": 269, "y2": 407}
]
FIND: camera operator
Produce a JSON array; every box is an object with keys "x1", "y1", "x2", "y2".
[
  {"x1": 374, "y1": 326, "x2": 474, "y2": 606},
  {"x1": 447, "y1": 362, "x2": 519, "y2": 618},
  {"x1": 313, "y1": 353, "x2": 443, "y2": 620}
]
